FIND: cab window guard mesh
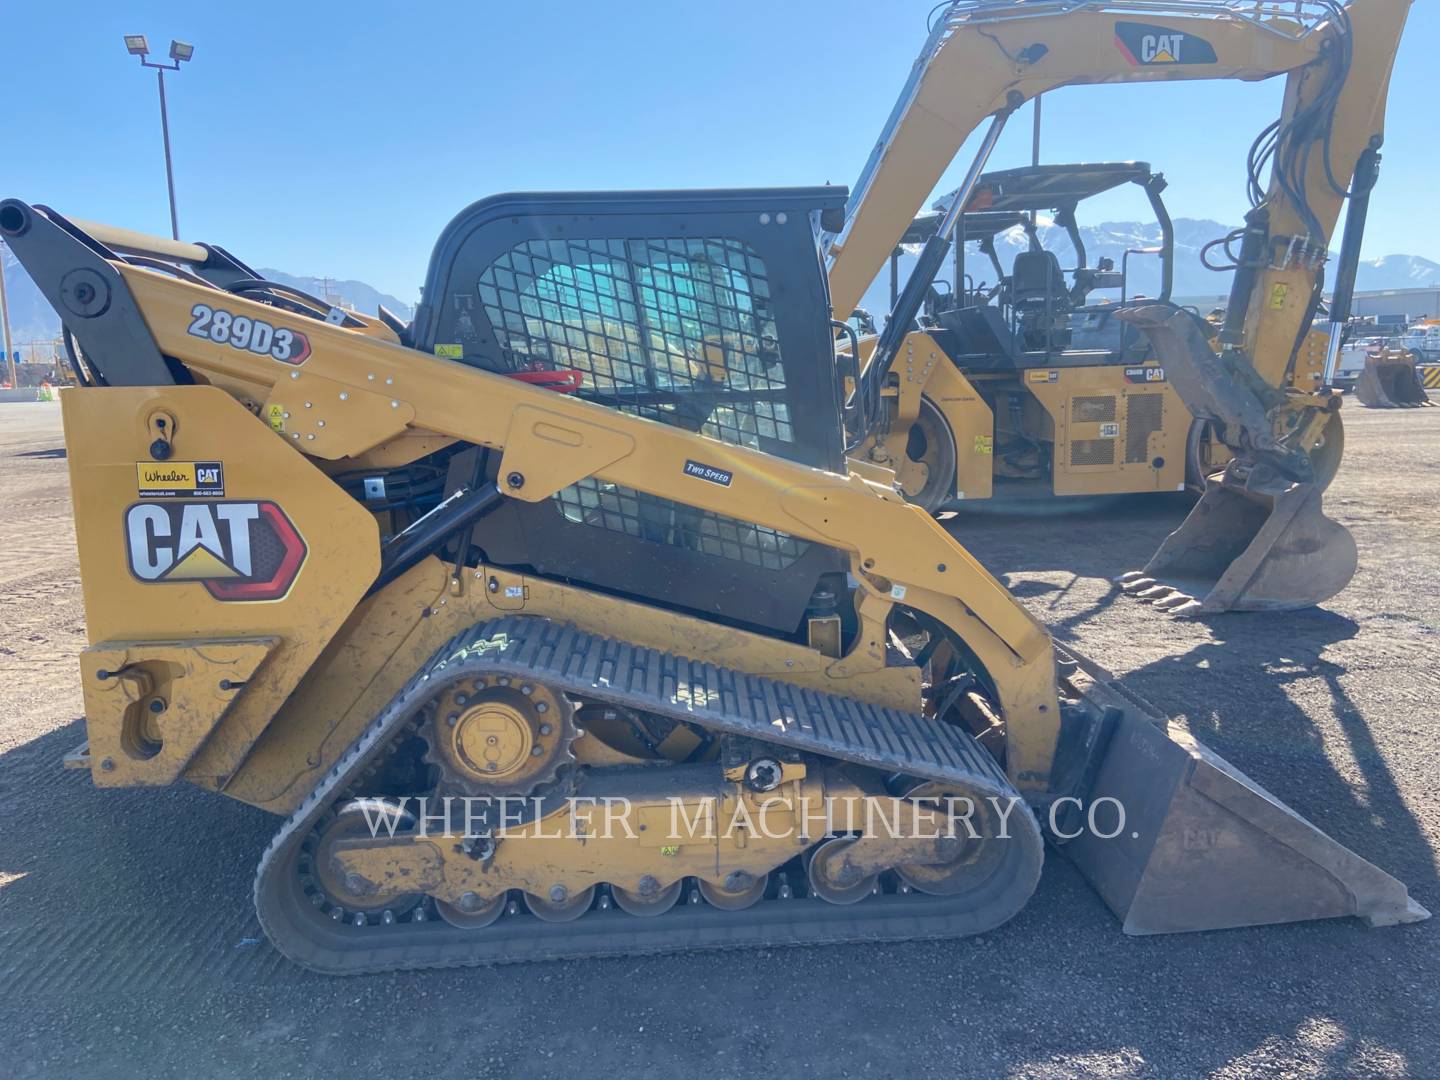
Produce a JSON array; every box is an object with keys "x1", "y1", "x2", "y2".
[
  {"x1": 554, "y1": 479, "x2": 809, "y2": 572},
  {"x1": 476, "y1": 235, "x2": 794, "y2": 452}
]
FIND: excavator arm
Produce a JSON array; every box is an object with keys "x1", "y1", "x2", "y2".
[{"x1": 827, "y1": 0, "x2": 1411, "y2": 613}]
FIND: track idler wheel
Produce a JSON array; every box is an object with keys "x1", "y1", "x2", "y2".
[
  {"x1": 893, "y1": 783, "x2": 1008, "y2": 897},
  {"x1": 309, "y1": 799, "x2": 422, "y2": 924}
]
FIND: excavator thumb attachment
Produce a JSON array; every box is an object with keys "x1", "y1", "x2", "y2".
[
  {"x1": 1113, "y1": 303, "x2": 1357, "y2": 614},
  {"x1": 1059, "y1": 649, "x2": 1429, "y2": 935},
  {"x1": 1354, "y1": 353, "x2": 1433, "y2": 408}
]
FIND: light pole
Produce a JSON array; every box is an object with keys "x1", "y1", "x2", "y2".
[
  {"x1": 124, "y1": 35, "x2": 194, "y2": 241},
  {"x1": 0, "y1": 239, "x2": 15, "y2": 390}
]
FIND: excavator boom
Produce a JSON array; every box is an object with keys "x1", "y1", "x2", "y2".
[{"x1": 828, "y1": 0, "x2": 1411, "y2": 614}]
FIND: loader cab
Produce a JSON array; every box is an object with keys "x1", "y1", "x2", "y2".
[
  {"x1": 881, "y1": 162, "x2": 1175, "y2": 371},
  {"x1": 409, "y1": 187, "x2": 856, "y2": 638}
]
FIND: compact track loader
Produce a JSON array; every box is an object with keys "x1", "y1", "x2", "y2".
[
  {"x1": 4, "y1": 173, "x2": 1426, "y2": 971},
  {"x1": 827, "y1": 0, "x2": 1410, "y2": 614}
]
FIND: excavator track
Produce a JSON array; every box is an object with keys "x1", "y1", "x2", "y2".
[{"x1": 254, "y1": 616, "x2": 1044, "y2": 974}]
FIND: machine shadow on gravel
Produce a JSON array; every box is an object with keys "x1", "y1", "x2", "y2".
[{"x1": 1121, "y1": 608, "x2": 1439, "y2": 899}]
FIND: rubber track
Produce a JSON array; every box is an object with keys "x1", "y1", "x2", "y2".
[{"x1": 254, "y1": 616, "x2": 1043, "y2": 974}]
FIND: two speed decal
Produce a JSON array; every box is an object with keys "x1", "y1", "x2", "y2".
[
  {"x1": 187, "y1": 303, "x2": 312, "y2": 365},
  {"x1": 683, "y1": 460, "x2": 734, "y2": 487}
]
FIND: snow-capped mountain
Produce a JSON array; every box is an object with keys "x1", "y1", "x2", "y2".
[
  {"x1": 0, "y1": 246, "x2": 413, "y2": 343},
  {"x1": 855, "y1": 217, "x2": 1440, "y2": 317}
]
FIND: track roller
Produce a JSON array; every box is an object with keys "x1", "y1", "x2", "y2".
[
  {"x1": 698, "y1": 872, "x2": 769, "y2": 911},
  {"x1": 524, "y1": 885, "x2": 596, "y2": 922}
]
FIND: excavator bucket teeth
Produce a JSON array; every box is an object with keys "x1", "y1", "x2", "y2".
[
  {"x1": 1121, "y1": 473, "x2": 1357, "y2": 614},
  {"x1": 1059, "y1": 650, "x2": 1428, "y2": 935},
  {"x1": 1354, "y1": 356, "x2": 1433, "y2": 408}
]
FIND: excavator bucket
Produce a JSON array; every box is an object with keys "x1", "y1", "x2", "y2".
[
  {"x1": 1354, "y1": 353, "x2": 1433, "y2": 408},
  {"x1": 1058, "y1": 649, "x2": 1428, "y2": 934},
  {"x1": 1113, "y1": 303, "x2": 1358, "y2": 614},
  {"x1": 1116, "y1": 472, "x2": 1358, "y2": 614}
]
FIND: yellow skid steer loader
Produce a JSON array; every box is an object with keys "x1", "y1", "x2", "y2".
[{"x1": 4, "y1": 170, "x2": 1425, "y2": 970}]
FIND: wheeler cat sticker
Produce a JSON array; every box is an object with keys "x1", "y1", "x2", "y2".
[
  {"x1": 1114, "y1": 22, "x2": 1217, "y2": 66},
  {"x1": 124, "y1": 500, "x2": 307, "y2": 601},
  {"x1": 187, "y1": 303, "x2": 312, "y2": 365},
  {"x1": 136, "y1": 460, "x2": 225, "y2": 498}
]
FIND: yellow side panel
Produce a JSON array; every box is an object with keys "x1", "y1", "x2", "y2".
[
  {"x1": 61, "y1": 385, "x2": 380, "y2": 787},
  {"x1": 1025, "y1": 366, "x2": 1189, "y2": 496}
]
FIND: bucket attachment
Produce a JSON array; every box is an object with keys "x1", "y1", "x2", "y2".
[
  {"x1": 1059, "y1": 649, "x2": 1428, "y2": 935},
  {"x1": 1115, "y1": 469, "x2": 1357, "y2": 614},
  {"x1": 1112, "y1": 302, "x2": 1357, "y2": 614},
  {"x1": 1354, "y1": 353, "x2": 1433, "y2": 408}
]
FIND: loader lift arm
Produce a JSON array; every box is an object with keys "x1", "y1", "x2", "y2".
[{"x1": 828, "y1": 0, "x2": 1410, "y2": 613}]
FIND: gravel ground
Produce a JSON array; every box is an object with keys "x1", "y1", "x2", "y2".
[{"x1": 0, "y1": 398, "x2": 1436, "y2": 1079}]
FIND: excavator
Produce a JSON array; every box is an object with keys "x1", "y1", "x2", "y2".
[
  {"x1": 827, "y1": 0, "x2": 1406, "y2": 614},
  {"x1": 4, "y1": 0, "x2": 1424, "y2": 974}
]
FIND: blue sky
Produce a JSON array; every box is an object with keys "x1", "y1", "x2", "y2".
[{"x1": 4, "y1": 1, "x2": 1436, "y2": 302}]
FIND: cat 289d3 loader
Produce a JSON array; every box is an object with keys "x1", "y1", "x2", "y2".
[
  {"x1": 5, "y1": 2, "x2": 1423, "y2": 975},
  {"x1": 828, "y1": 0, "x2": 1408, "y2": 614}
]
